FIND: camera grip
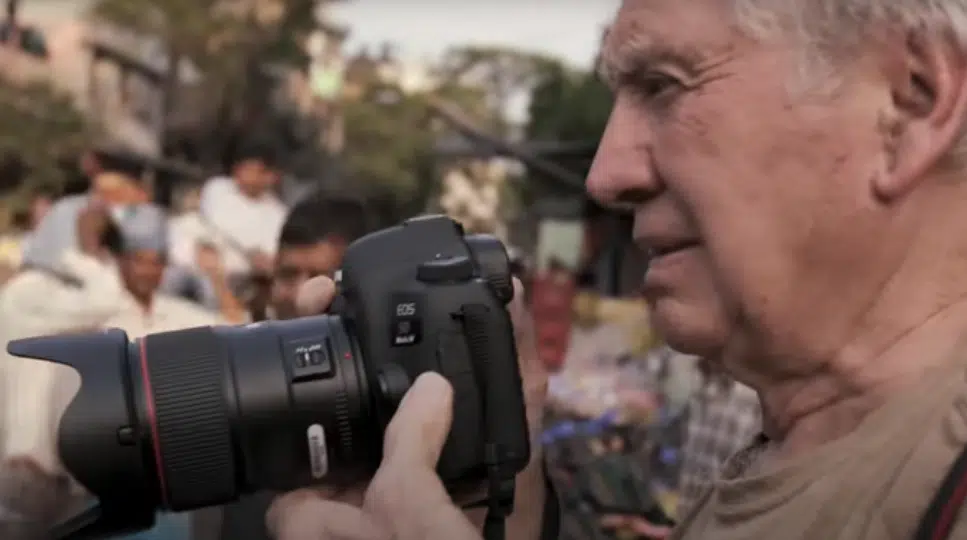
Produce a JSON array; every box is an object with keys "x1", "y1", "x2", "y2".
[{"x1": 460, "y1": 304, "x2": 531, "y2": 474}]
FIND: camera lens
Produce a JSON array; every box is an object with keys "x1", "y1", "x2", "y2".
[{"x1": 7, "y1": 315, "x2": 380, "y2": 535}]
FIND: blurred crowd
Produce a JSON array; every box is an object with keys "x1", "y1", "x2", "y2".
[{"x1": 0, "y1": 138, "x2": 373, "y2": 540}]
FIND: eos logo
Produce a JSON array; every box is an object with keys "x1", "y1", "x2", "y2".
[{"x1": 395, "y1": 303, "x2": 416, "y2": 317}]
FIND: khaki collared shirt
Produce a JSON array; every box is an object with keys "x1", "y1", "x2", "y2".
[{"x1": 673, "y1": 352, "x2": 967, "y2": 540}]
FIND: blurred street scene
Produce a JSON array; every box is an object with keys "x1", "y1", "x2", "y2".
[{"x1": 0, "y1": 1, "x2": 742, "y2": 539}]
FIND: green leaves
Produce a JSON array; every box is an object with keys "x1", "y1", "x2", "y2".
[{"x1": 0, "y1": 79, "x2": 91, "y2": 208}]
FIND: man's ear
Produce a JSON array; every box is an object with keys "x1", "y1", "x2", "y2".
[{"x1": 874, "y1": 29, "x2": 967, "y2": 200}]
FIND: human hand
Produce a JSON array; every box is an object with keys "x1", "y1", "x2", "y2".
[
  {"x1": 248, "y1": 251, "x2": 274, "y2": 277},
  {"x1": 76, "y1": 202, "x2": 110, "y2": 257},
  {"x1": 600, "y1": 514, "x2": 673, "y2": 539},
  {"x1": 195, "y1": 243, "x2": 224, "y2": 277},
  {"x1": 266, "y1": 276, "x2": 549, "y2": 540},
  {"x1": 0, "y1": 456, "x2": 74, "y2": 539},
  {"x1": 267, "y1": 372, "x2": 482, "y2": 540}
]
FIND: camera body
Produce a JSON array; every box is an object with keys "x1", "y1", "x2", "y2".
[
  {"x1": 338, "y1": 214, "x2": 528, "y2": 482},
  {"x1": 7, "y1": 214, "x2": 531, "y2": 539}
]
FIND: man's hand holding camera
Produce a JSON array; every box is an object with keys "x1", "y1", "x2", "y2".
[{"x1": 267, "y1": 276, "x2": 549, "y2": 540}]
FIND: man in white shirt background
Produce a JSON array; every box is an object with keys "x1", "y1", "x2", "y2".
[{"x1": 196, "y1": 138, "x2": 288, "y2": 278}]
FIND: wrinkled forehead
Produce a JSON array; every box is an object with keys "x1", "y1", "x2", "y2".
[{"x1": 601, "y1": 0, "x2": 739, "y2": 85}]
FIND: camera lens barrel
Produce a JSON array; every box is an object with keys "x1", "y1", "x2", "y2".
[
  {"x1": 131, "y1": 316, "x2": 378, "y2": 512},
  {"x1": 138, "y1": 327, "x2": 237, "y2": 510}
]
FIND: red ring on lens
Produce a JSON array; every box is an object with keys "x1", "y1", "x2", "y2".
[{"x1": 138, "y1": 337, "x2": 170, "y2": 509}]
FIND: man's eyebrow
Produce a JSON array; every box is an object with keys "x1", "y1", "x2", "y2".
[{"x1": 599, "y1": 38, "x2": 704, "y2": 89}]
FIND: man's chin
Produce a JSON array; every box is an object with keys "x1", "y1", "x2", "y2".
[{"x1": 650, "y1": 311, "x2": 727, "y2": 357}]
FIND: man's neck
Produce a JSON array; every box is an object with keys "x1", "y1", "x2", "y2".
[
  {"x1": 233, "y1": 179, "x2": 264, "y2": 202},
  {"x1": 764, "y1": 293, "x2": 967, "y2": 460},
  {"x1": 760, "y1": 245, "x2": 967, "y2": 458},
  {"x1": 130, "y1": 291, "x2": 154, "y2": 314}
]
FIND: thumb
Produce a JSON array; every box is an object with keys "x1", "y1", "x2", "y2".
[
  {"x1": 296, "y1": 276, "x2": 337, "y2": 316},
  {"x1": 382, "y1": 372, "x2": 453, "y2": 468}
]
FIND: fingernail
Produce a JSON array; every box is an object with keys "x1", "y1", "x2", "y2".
[{"x1": 295, "y1": 277, "x2": 335, "y2": 314}]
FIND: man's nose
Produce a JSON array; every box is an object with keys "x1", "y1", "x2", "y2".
[{"x1": 586, "y1": 100, "x2": 659, "y2": 210}]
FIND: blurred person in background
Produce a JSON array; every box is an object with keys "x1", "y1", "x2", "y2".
[
  {"x1": 0, "y1": 163, "x2": 154, "y2": 477},
  {"x1": 600, "y1": 349, "x2": 761, "y2": 538},
  {"x1": 0, "y1": 187, "x2": 55, "y2": 284},
  {"x1": 266, "y1": 192, "x2": 370, "y2": 320},
  {"x1": 193, "y1": 191, "x2": 371, "y2": 540},
  {"x1": 103, "y1": 203, "x2": 229, "y2": 337},
  {"x1": 676, "y1": 360, "x2": 760, "y2": 517},
  {"x1": 0, "y1": 200, "x2": 125, "y2": 538},
  {"x1": 197, "y1": 138, "x2": 287, "y2": 279},
  {"x1": 22, "y1": 156, "x2": 150, "y2": 274},
  {"x1": 164, "y1": 186, "x2": 249, "y2": 323}
]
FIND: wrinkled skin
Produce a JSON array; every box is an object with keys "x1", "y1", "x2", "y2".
[{"x1": 588, "y1": 0, "x2": 938, "y2": 385}]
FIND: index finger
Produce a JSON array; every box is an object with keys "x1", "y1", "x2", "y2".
[
  {"x1": 382, "y1": 372, "x2": 454, "y2": 468},
  {"x1": 508, "y1": 278, "x2": 546, "y2": 406}
]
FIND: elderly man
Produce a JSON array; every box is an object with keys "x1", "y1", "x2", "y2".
[{"x1": 264, "y1": 0, "x2": 967, "y2": 539}]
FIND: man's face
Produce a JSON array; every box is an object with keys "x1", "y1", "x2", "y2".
[
  {"x1": 119, "y1": 250, "x2": 165, "y2": 303},
  {"x1": 235, "y1": 159, "x2": 280, "y2": 198},
  {"x1": 271, "y1": 239, "x2": 347, "y2": 320},
  {"x1": 93, "y1": 172, "x2": 149, "y2": 206},
  {"x1": 589, "y1": 0, "x2": 902, "y2": 367}
]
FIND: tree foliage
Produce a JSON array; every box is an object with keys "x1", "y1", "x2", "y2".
[
  {"x1": 340, "y1": 79, "x2": 496, "y2": 223},
  {"x1": 527, "y1": 67, "x2": 611, "y2": 144},
  {"x1": 0, "y1": 79, "x2": 92, "y2": 213},
  {"x1": 519, "y1": 62, "x2": 613, "y2": 203},
  {"x1": 437, "y1": 45, "x2": 562, "y2": 135},
  {"x1": 341, "y1": 84, "x2": 434, "y2": 204},
  {"x1": 89, "y1": 0, "x2": 320, "y2": 167}
]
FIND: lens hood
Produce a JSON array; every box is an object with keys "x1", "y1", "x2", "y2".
[{"x1": 7, "y1": 329, "x2": 158, "y2": 536}]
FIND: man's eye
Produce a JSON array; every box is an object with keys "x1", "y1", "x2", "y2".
[{"x1": 634, "y1": 73, "x2": 682, "y2": 100}]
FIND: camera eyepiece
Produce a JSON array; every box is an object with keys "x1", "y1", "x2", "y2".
[{"x1": 466, "y1": 234, "x2": 515, "y2": 304}]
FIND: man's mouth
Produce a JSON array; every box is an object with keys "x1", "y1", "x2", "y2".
[{"x1": 647, "y1": 240, "x2": 700, "y2": 259}]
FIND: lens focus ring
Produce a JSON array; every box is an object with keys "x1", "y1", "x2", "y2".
[{"x1": 143, "y1": 327, "x2": 236, "y2": 510}]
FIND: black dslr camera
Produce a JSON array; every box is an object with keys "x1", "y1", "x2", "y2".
[{"x1": 8, "y1": 215, "x2": 531, "y2": 539}]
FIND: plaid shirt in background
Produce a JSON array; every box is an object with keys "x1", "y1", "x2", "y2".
[{"x1": 677, "y1": 372, "x2": 762, "y2": 516}]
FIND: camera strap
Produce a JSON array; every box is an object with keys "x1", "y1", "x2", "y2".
[
  {"x1": 461, "y1": 460, "x2": 560, "y2": 540},
  {"x1": 459, "y1": 303, "x2": 528, "y2": 540},
  {"x1": 913, "y1": 440, "x2": 967, "y2": 540},
  {"x1": 540, "y1": 462, "x2": 561, "y2": 540}
]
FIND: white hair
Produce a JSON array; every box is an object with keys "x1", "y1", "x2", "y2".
[
  {"x1": 732, "y1": 0, "x2": 967, "y2": 161},
  {"x1": 732, "y1": 1, "x2": 967, "y2": 47}
]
